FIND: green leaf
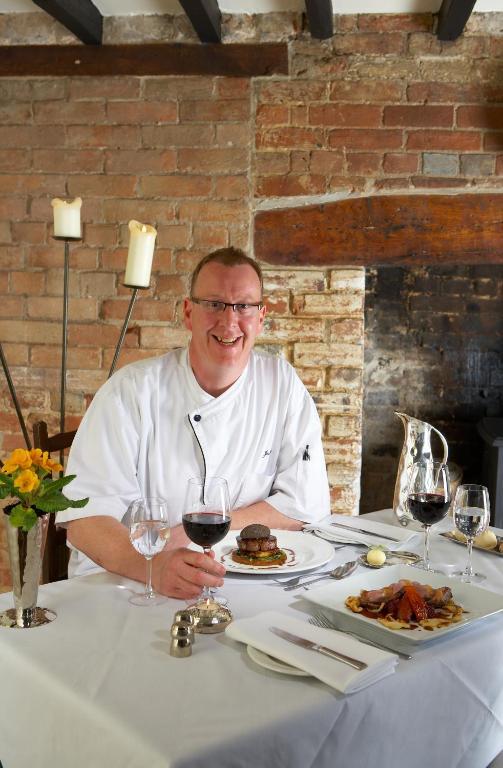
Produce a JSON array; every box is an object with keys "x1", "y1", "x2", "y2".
[
  {"x1": 37, "y1": 474, "x2": 76, "y2": 497},
  {"x1": 35, "y1": 494, "x2": 89, "y2": 514},
  {"x1": 9, "y1": 505, "x2": 38, "y2": 532}
]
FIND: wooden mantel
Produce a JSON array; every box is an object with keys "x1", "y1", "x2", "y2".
[{"x1": 254, "y1": 193, "x2": 503, "y2": 266}]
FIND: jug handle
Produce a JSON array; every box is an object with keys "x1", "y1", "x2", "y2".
[{"x1": 432, "y1": 426, "x2": 449, "y2": 465}]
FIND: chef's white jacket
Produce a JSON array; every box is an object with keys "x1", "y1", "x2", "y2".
[{"x1": 58, "y1": 348, "x2": 330, "y2": 576}]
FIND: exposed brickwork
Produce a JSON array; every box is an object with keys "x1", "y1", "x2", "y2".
[{"x1": 0, "y1": 11, "x2": 502, "y2": 586}]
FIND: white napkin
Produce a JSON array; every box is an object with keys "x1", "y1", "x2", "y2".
[
  {"x1": 305, "y1": 514, "x2": 417, "y2": 548},
  {"x1": 226, "y1": 610, "x2": 398, "y2": 694}
]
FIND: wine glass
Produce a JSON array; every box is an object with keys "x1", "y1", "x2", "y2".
[
  {"x1": 406, "y1": 460, "x2": 451, "y2": 571},
  {"x1": 128, "y1": 497, "x2": 170, "y2": 606},
  {"x1": 182, "y1": 476, "x2": 231, "y2": 606},
  {"x1": 452, "y1": 484, "x2": 490, "y2": 583}
]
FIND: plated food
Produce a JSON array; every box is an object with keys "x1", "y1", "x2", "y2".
[
  {"x1": 231, "y1": 524, "x2": 287, "y2": 567},
  {"x1": 345, "y1": 579, "x2": 465, "y2": 631}
]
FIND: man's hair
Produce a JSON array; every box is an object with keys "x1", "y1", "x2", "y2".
[{"x1": 189, "y1": 247, "x2": 263, "y2": 298}]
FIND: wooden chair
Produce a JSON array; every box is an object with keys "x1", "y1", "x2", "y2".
[{"x1": 32, "y1": 421, "x2": 77, "y2": 583}]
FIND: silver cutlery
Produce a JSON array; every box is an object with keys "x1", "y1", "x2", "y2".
[
  {"x1": 330, "y1": 521, "x2": 401, "y2": 543},
  {"x1": 270, "y1": 626, "x2": 367, "y2": 671},
  {"x1": 272, "y1": 569, "x2": 334, "y2": 588},
  {"x1": 308, "y1": 613, "x2": 413, "y2": 660},
  {"x1": 283, "y1": 560, "x2": 358, "y2": 591}
]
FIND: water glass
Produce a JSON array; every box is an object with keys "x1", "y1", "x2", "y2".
[
  {"x1": 452, "y1": 484, "x2": 490, "y2": 583},
  {"x1": 128, "y1": 497, "x2": 170, "y2": 606}
]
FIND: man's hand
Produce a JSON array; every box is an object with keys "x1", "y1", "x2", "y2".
[
  {"x1": 67, "y1": 516, "x2": 225, "y2": 600},
  {"x1": 155, "y1": 548, "x2": 225, "y2": 599}
]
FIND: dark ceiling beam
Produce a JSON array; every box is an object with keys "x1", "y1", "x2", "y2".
[
  {"x1": 0, "y1": 43, "x2": 288, "y2": 77},
  {"x1": 305, "y1": 0, "x2": 333, "y2": 40},
  {"x1": 254, "y1": 194, "x2": 503, "y2": 266},
  {"x1": 32, "y1": 0, "x2": 103, "y2": 45},
  {"x1": 178, "y1": 0, "x2": 222, "y2": 43},
  {"x1": 436, "y1": 0, "x2": 477, "y2": 41}
]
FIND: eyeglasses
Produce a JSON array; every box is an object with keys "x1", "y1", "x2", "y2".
[{"x1": 190, "y1": 297, "x2": 263, "y2": 316}]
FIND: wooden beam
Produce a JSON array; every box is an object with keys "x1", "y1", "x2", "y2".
[
  {"x1": 305, "y1": 0, "x2": 334, "y2": 40},
  {"x1": 436, "y1": 0, "x2": 476, "y2": 41},
  {"x1": 32, "y1": 0, "x2": 103, "y2": 45},
  {"x1": 0, "y1": 43, "x2": 288, "y2": 77},
  {"x1": 178, "y1": 0, "x2": 222, "y2": 43},
  {"x1": 254, "y1": 194, "x2": 503, "y2": 266}
]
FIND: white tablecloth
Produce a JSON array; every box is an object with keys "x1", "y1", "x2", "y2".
[{"x1": 1, "y1": 510, "x2": 502, "y2": 768}]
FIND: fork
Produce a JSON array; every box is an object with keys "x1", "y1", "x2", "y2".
[
  {"x1": 272, "y1": 568, "x2": 335, "y2": 588},
  {"x1": 308, "y1": 613, "x2": 412, "y2": 660},
  {"x1": 283, "y1": 560, "x2": 358, "y2": 591}
]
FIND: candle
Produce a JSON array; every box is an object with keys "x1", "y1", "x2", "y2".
[
  {"x1": 124, "y1": 219, "x2": 157, "y2": 288},
  {"x1": 51, "y1": 197, "x2": 82, "y2": 238}
]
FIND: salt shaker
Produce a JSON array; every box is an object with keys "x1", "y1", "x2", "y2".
[{"x1": 170, "y1": 622, "x2": 193, "y2": 657}]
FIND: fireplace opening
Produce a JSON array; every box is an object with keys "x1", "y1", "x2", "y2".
[{"x1": 361, "y1": 264, "x2": 503, "y2": 520}]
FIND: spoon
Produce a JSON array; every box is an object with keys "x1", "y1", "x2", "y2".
[{"x1": 283, "y1": 560, "x2": 358, "y2": 591}]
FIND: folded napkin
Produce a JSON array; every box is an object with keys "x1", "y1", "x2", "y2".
[
  {"x1": 226, "y1": 610, "x2": 398, "y2": 694},
  {"x1": 305, "y1": 514, "x2": 418, "y2": 548}
]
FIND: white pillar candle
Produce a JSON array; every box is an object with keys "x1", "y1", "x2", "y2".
[
  {"x1": 124, "y1": 220, "x2": 157, "y2": 288},
  {"x1": 51, "y1": 197, "x2": 82, "y2": 238}
]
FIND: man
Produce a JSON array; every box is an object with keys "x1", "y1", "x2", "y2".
[{"x1": 58, "y1": 248, "x2": 330, "y2": 598}]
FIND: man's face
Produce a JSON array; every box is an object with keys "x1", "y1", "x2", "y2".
[{"x1": 183, "y1": 262, "x2": 266, "y2": 391}]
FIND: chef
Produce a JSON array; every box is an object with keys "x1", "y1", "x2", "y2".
[{"x1": 58, "y1": 247, "x2": 330, "y2": 599}]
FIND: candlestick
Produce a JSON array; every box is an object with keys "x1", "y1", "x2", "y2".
[
  {"x1": 124, "y1": 219, "x2": 157, "y2": 288},
  {"x1": 51, "y1": 197, "x2": 82, "y2": 239}
]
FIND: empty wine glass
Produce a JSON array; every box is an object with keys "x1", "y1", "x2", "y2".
[
  {"x1": 128, "y1": 497, "x2": 170, "y2": 606},
  {"x1": 452, "y1": 484, "x2": 490, "y2": 583},
  {"x1": 182, "y1": 476, "x2": 231, "y2": 606},
  {"x1": 406, "y1": 460, "x2": 451, "y2": 571}
]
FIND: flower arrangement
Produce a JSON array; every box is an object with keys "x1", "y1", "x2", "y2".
[{"x1": 0, "y1": 448, "x2": 88, "y2": 531}]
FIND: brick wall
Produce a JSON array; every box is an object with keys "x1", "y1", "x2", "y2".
[{"x1": 0, "y1": 11, "x2": 502, "y2": 587}]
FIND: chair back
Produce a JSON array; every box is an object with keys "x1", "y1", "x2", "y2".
[{"x1": 32, "y1": 420, "x2": 77, "y2": 583}]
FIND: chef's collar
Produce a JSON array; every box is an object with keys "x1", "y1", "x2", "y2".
[{"x1": 181, "y1": 347, "x2": 250, "y2": 409}]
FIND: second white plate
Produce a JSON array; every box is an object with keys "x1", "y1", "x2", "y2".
[
  {"x1": 304, "y1": 564, "x2": 503, "y2": 648},
  {"x1": 214, "y1": 530, "x2": 334, "y2": 575}
]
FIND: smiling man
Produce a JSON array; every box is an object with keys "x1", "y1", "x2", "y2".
[{"x1": 58, "y1": 248, "x2": 330, "y2": 599}]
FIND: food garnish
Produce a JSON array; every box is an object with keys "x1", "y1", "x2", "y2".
[
  {"x1": 366, "y1": 547, "x2": 387, "y2": 566},
  {"x1": 345, "y1": 580, "x2": 465, "y2": 631}
]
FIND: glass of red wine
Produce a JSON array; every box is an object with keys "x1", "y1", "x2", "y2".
[
  {"x1": 406, "y1": 460, "x2": 451, "y2": 571},
  {"x1": 182, "y1": 476, "x2": 231, "y2": 607}
]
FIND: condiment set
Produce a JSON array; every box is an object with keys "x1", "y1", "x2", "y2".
[{"x1": 169, "y1": 610, "x2": 196, "y2": 658}]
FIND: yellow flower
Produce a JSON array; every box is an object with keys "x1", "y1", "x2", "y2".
[
  {"x1": 3, "y1": 448, "x2": 32, "y2": 473},
  {"x1": 29, "y1": 448, "x2": 48, "y2": 467},
  {"x1": 1, "y1": 460, "x2": 18, "y2": 475},
  {"x1": 43, "y1": 457, "x2": 63, "y2": 473},
  {"x1": 13, "y1": 469, "x2": 40, "y2": 494}
]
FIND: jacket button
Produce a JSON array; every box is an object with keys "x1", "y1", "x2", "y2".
[{"x1": 193, "y1": 414, "x2": 201, "y2": 422}]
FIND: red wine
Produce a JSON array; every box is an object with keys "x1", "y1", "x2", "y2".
[
  {"x1": 182, "y1": 512, "x2": 231, "y2": 548},
  {"x1": 407, "y1": 493, "x2": 450, "y2": 526}
]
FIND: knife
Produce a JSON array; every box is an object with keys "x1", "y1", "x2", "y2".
[
  {"x1": 270, "y1": 627, "x2": 367, "y2": 671},
  {"x1": 330, "y1": 521, "x2": 400, "y2": 543}
]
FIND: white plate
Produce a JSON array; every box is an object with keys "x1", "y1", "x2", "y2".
[
  {"x1": 303, "y1": 564, "x2": 503, "y2": 649},
  {"x1": 246, "y1": 645, "x2": 310, "y2": 677},
  {"x1": 214, "y1": 530, "x2": 334, "y2": 575}
]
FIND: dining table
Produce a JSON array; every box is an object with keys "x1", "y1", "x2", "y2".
[{"x1": 1, "y1": 509, "x2": 502, "y2": 768}]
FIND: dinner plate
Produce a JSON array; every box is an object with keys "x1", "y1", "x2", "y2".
[
  {"x1": 214, "y1": 530, "x2": 334, "y2": 575},
  {"x1": 303, "y1": 564, "x2": 503, "y2": 650},
  {"x1": 246, "y1": 645, "x2": 310, "y2": 677}
]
